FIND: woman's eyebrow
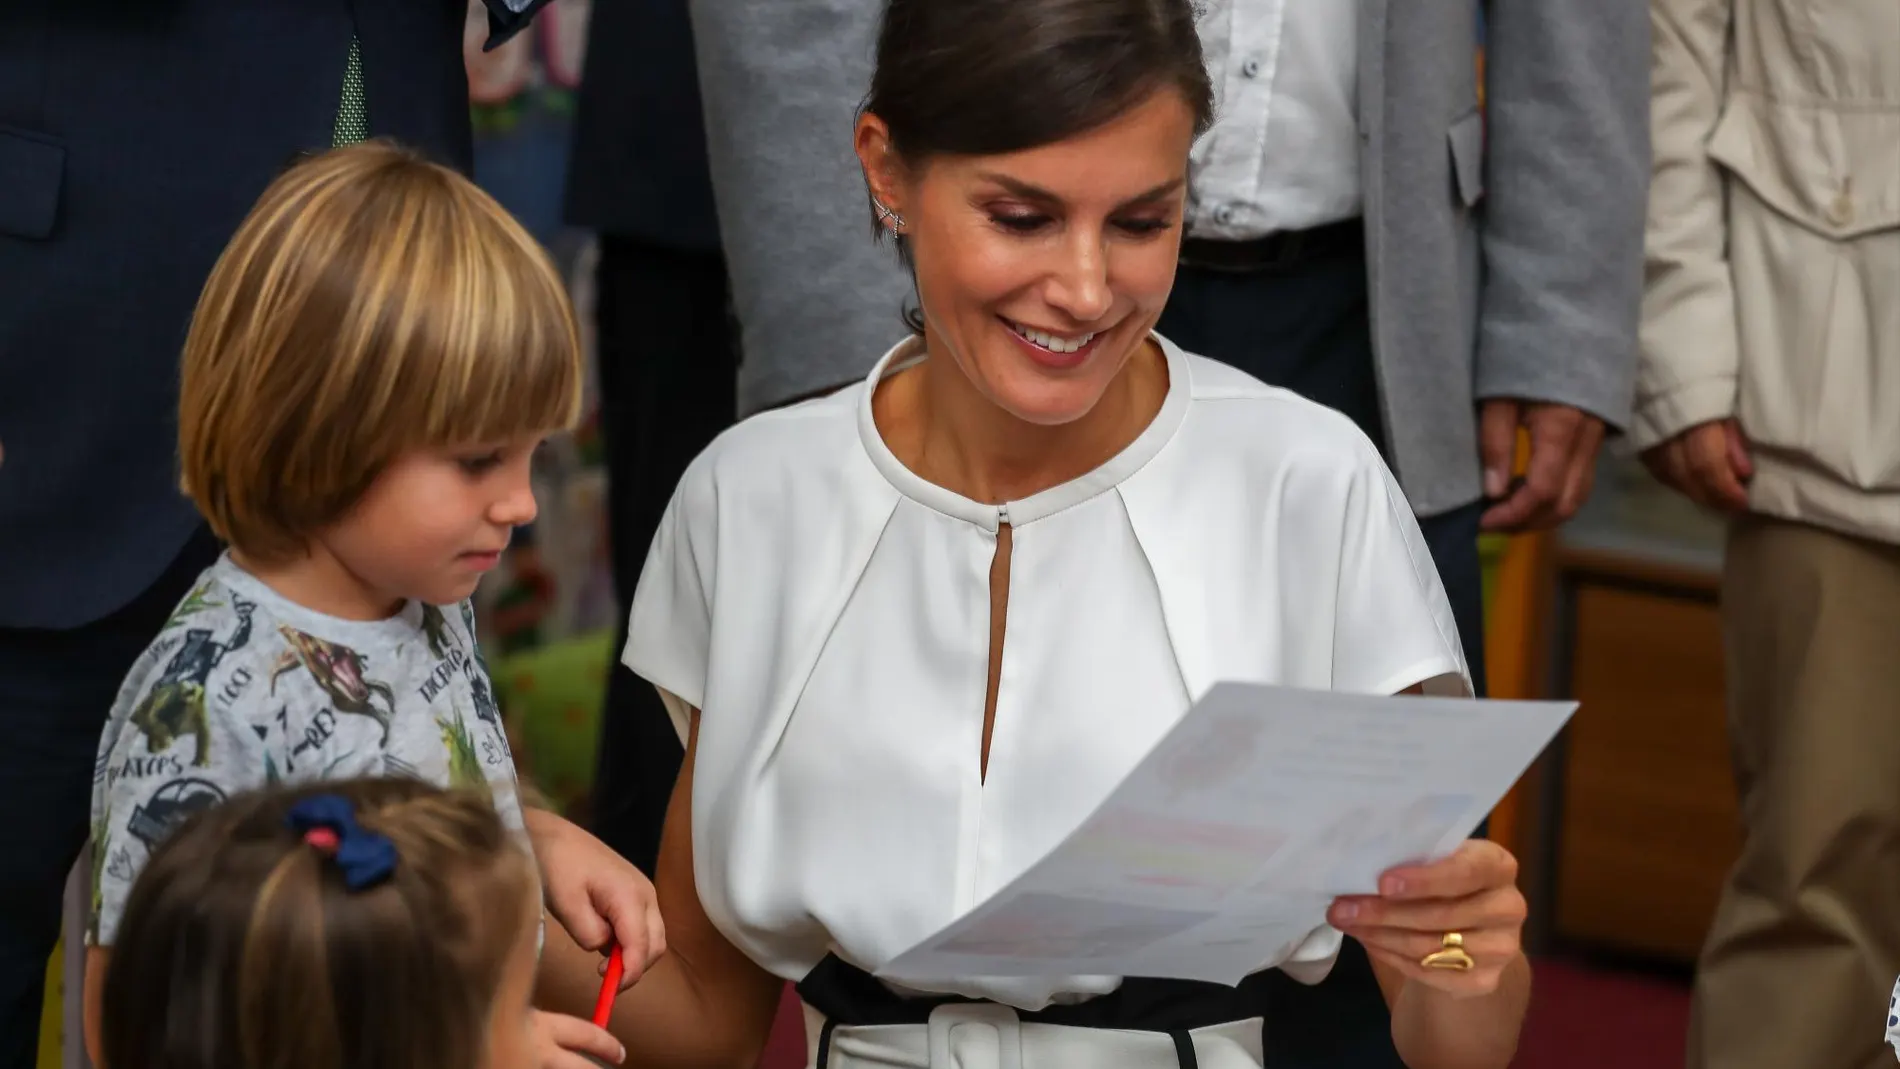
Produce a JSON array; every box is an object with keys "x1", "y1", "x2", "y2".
[{"x1": 974, "y1": 173, "x2": 1186, "y2": 209}]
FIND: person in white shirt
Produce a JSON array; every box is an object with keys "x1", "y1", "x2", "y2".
[
  {"x1": 1162, "y1": 6, "x2": 1647, "y2": 1064},
  {"x1": 539, "y1": 2, "x2": 1537, "y2": 1067}
]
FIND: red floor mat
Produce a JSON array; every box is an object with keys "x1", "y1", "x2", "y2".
[{"x1": 1513, "y1": 958, "x2": 1690, "y2": 1069}]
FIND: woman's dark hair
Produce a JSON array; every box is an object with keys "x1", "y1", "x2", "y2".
[
  {"x1": 862, "y1": 0, "x2": 1213, "y2": 331},
  {"x1": 100, "y1": 778, "x2": 538, "y2": 1069}
]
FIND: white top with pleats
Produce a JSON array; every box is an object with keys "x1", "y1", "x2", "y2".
[{"x1": 625, "y1": 333, "x2": 1469, "y2": 1012}]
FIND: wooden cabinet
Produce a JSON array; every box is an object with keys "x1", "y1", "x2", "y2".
[
  {"x1": 1552, "y1": 581, "x2": 1740, "y2": 961},
  {"x1": 1502, "y1": 455, "x2": 1745, "y2": 965}
]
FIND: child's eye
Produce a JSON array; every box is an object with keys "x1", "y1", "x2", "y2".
[{"x1": 458, "y1": 452, "x2": 504, "y2": 476}]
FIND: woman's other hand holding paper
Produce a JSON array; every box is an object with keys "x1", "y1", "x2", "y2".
[
  {"x1": 1327, "y1": 839, "x2": 1532, "y2": 1069},
  {"x1": 1328, "y1": 838, "x2": 1526, "y2": 996}
]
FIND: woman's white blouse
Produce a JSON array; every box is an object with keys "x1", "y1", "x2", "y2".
[{"x1": 625, "y1": 334, "x2": 1470, "y2": 1011}]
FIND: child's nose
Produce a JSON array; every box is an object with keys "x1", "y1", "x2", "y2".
[{"x1": 490, "y1": 478, "x2": 538, "y2": 528}]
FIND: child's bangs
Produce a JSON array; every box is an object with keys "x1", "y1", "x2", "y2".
[
  {"x1": 379, "y1": 207, "x2": 584, "y2": 452},
  {"x1": 418, "y1": 313, "x2": 582, "y2": 451}
]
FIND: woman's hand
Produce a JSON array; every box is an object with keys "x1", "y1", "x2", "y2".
[
  {"x1": 525, "y1": 808, "x2": 667, "y2": 987},
  {"x1": 1327, "y1": 838, "x2": 1527, "y2": 998}
]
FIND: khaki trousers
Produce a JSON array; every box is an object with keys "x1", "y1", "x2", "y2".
[{"x1": 1689, "y1": 514, "x2": 1900, "y2": 1069}]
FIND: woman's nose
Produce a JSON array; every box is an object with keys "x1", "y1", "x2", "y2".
[{"x1": 1045, "y1": 237, "x2": 1113, "y2": 323}]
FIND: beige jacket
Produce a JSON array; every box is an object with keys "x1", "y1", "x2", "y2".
[{"x1": 1637, "y1": 0, "x2": 1900, "y2": 544}]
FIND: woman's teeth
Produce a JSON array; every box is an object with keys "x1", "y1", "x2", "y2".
[{"x1": 1008, "y1": 320, "x2": 1097, "y2": 354}]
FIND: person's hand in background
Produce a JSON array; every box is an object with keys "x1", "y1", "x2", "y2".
[
  {"x1": 1478, "y1": 400, "x2": 1609, "y2": 531},
  {"x1": 1640, "y1": 418, "x2": 1752, "y2": 513}
]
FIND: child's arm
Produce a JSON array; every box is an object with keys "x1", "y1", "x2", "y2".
[
  {"x1": 535, "y1": 712, "x2": 784, "y2": 1069},
  {"x1": 525, "y1": 807, "x2": 666, "y2": 979},
  {"x1": 82, "y1": 948, "x2": 109, "y2": 1067}
]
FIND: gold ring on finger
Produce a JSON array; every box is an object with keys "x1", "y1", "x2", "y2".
[{"x1": 1419, "y1": 931, "x2": 1475, "y2": 972}]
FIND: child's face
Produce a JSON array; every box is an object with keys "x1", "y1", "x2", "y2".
[
  {"x1": 483, "y1": 892, "x2": 543, "y2": 1069},
  {"x1": 318, "y1": 435, "x2": 544, "y2": 612}
]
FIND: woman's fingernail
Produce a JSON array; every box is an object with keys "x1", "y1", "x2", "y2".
[
  {"x1": 1335, "y1": 902, "x2": 1359, "y2": 923},
  {"x1": 618, "y1": 1044, "x2": 627, "y2": 1064},
  {"x1": 1382, "y1": 877, "x2": 1407, "y2": 896}
]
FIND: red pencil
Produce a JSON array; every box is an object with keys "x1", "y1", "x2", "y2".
[{"x1": 592, "y1": 943, "x2": 625, "y2": 1028}]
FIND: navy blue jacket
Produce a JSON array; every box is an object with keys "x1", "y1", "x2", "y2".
[
  {"x1": 0, "y1": 0, "x2": 544, "y2": 627},
  {"x1": 564, "y1": 0, "x2": 721, "y2": 253}
]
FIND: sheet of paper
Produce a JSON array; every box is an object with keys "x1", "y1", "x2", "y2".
[{"x1": 878, "y1": 683, "x2": 1576, "y2": 987}]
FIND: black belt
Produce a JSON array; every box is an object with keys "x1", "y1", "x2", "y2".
[
  {"x1": 1178, "y1": 217, "x2": 1363, "y2": 273},
  {"x1": 798, "y1": 953, "x2": 1276, "y2": 1067}
]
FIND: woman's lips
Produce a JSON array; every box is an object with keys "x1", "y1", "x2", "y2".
[{"x1": 1001, "y1": 316, "x2": 1106, "y2": 370}]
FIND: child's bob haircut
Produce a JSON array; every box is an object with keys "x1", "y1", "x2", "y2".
[{"x1": 178, "y1": 140, "x2": 583, "y2": 563}]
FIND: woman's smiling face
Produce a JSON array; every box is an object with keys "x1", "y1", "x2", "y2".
[{"x1": 859, "y1": 88, "x2": 1196, "y2": 427}]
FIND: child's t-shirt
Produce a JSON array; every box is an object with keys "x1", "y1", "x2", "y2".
[
  {"x1": 88, "y1": 554, "x2": 528, "y2": 945},
  {"x1": 1888, "y1": 974, "x2": 1900, "y2": 1058}
]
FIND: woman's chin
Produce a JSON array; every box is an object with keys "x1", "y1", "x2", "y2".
[{"x1": 989, "y1": 377, "x2": 1111, "y2": 427}]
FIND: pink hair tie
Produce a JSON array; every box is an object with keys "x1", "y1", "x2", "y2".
[{"x1": 303, "y1": 827, "x2": 341, "y2": 854}]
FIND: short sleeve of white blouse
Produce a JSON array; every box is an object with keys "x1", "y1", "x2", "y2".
[{"x1": 626, "y1": 334, "x2": 1470, "y2": 1012}]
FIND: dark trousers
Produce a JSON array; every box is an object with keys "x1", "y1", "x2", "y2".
[
  {"x1": 0, "y1": 527, "x2": 220, "y2": 1067},
  {"x1": 588, "y1": 237, "x2": 737, "y2": 876},
  {"x1": 1158, "y1": 244, "x2": 1488, "y2": 1069}
]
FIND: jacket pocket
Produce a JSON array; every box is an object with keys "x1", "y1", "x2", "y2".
[
  {"x1": 0, "y1": 126, "x2": 64, "y2": 240},
  {"x1": 1447, "y1": 108, "x2": 1485, "y2": 208},
  {"x1": 1712, "y1": 92, "x2": 1900, "y2": 496},
  {"x1": 1706, "y1": 90, "x2": 1900, "y2": 240}
]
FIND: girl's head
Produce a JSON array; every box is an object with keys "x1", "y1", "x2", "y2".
[
  {"x1": 179, "y1": 141, "x2": 582, "y2": 613},
  {"x1": 855, "y1": 0, "x2": 1211, "y2": 427},
  {"x1": 100, "y1": 779, "x2": 540, "y2": 1069}
]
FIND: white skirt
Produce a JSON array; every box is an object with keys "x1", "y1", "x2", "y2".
[{"x1": 802, "y1": 1002, "x2": 1266, "y2": 1069}]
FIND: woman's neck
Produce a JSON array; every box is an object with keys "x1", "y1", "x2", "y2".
[{"x1": 877, "y1": 337, "x2": 1169, "y2": 506}]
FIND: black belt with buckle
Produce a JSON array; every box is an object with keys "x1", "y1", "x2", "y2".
[
  {"x1": 1178, "y1": 216, "x2": 1363, "y2": 273},
  {"x1": 798, "y1": 952, "x2": 1273, "y2": 1067}
]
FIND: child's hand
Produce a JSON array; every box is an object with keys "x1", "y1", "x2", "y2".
[
  {"x1": 530, "y1": 1009, "x2": 624, "y2": 1068},
  {"x1": 525, "y1": 810, "x2": 665, "y2": 987}
]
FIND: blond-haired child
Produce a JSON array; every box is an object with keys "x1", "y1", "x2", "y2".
[{"x1": 84, "y1": 141, "x2": 659, "y2": 1064}]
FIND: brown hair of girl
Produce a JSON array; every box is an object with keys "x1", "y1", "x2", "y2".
[{"x1": 99, "y1": 778, "x2": 538, "y2": 1069}]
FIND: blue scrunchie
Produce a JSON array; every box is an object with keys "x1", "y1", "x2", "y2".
[{"x1": 284, "y1": 794, "x2": 399, "y2": 891}]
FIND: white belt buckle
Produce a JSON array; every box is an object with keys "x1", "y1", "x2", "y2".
[{"x1": 926, "y1": 1003, "x2": 1024, "y2": 1069}]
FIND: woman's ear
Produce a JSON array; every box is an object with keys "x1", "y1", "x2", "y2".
[{"x1": 854, "y1": 112, "x2": 906, "y2": 229}]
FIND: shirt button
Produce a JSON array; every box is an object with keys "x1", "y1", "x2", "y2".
[
  {"x1": 1829, "y1": 189, "x2": 1854, "y2": 227},
  {"x1": 1215, "y1": 205, "x2": 1237, "y2": 226},
  {"x1": 1241, "y1": 57, "x2": 1262, "y2": 79}
]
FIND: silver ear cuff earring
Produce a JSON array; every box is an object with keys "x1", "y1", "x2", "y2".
[{"x1": 873, "y1": 198, "x2": 908, "y2": 231}]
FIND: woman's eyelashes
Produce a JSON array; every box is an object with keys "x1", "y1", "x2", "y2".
[{"x1": 985, "y1": 211, "x2": 1174, "y2": 237}]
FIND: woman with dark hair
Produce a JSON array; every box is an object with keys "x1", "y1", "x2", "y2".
[{"x1": 544, "y1": 1, "x2": 1532, "y2": 1065}]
